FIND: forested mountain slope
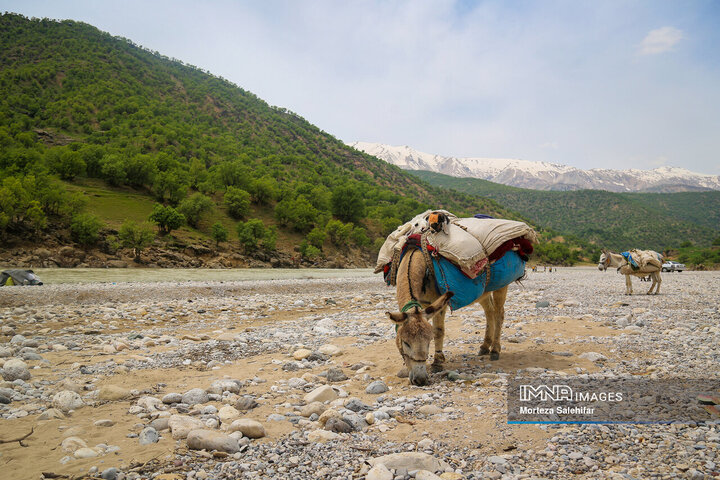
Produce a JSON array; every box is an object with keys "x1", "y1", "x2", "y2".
[{"x1": 3, "y1": 14, "x2": 573, "y2": 267}]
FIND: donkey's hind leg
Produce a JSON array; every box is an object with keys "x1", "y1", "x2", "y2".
[
  {"x1": 488, "y1": 286, "x2": 508, "y2": 360},
  {"x1": 478, "y1": 292, "x2": 494, "y2": 357},
  {"x1": 625, "y1": 274, "x2": 633, "y2": 295},
  {"x1": 648, "y1": 271, "x2": 661, "y2": 295}
]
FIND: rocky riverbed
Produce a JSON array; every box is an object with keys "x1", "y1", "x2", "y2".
[{"x1": 0, "y1": 268, "x2": 718, "y2": 479}]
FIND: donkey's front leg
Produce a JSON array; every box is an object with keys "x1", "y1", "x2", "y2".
[
  {"x1": 625, "y1": 274, "x2": 633, "y2": 295},
  {"x1": 431, "y1": 309, "x2": 447, "y2": 372}
]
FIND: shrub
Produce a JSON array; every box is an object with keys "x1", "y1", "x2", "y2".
[
  {"x1": 70, "y1": 213, "x2": 102, "y2": 246},
  {"x1": 118, "y1": 220, "x2": 155, "y2": 261},
  {"x1": 306, "y1": 227, "x2": 326, "y2": 249},
  {"x1": 237, "y1": 219, "x2": 272, "y2": 252},
  {"x1": 325, "y1": 219, "x2": 353, "y2": 245},
  {"x1": 149, "y1": 204, "x2": 185, "y2": 234},
  {"x1": 178, "y1": 193, "x2": 214, "y2": 228},
  {"x1": 299, "y1": 241, "x2": 321, "y2": 260},
  {"x1": 351, "y1": 226, "x2": 371, "y2": 247}
]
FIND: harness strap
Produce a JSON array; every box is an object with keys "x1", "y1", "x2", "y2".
[{"x1": 401, "y1": 300, "x2": 423, "y2": 312}]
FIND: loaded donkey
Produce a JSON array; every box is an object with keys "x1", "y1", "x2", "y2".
[{"x1": 380, "y1": 211, "x2": 535, "y2": 386}]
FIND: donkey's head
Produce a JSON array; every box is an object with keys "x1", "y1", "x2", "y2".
[
  {"x1": 598, "y1": 249, "x2": 610, "y2": 271},
  {"x1": 385, "y1": 292, "x2": 454, "y2": 386}
]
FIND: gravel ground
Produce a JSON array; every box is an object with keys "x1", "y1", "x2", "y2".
[{"x1": 0, "y1": 268, "x2": 718, "y2": 480}]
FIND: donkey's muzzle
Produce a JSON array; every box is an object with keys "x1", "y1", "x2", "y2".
[{"x1": 409, "y1": 364, "x2": 429, "y2": 386}]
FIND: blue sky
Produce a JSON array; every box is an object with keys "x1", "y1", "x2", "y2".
[{"x1": 2, "y1": 0, "x2": 719, "y2": 174}]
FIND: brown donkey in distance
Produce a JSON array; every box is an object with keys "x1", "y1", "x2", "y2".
[{"x1": 386, "y1": 248, "x2": 510, "y2": 386}]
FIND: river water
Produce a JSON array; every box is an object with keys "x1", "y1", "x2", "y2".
[{"x1": 27, "y1": 268, "x2": 375, "y2": 285}]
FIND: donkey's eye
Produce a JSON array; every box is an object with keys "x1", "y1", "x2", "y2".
[{"x1": 402, "y1": 341, "x2": 411, "y2": 350}]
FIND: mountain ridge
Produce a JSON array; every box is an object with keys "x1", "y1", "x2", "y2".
[{"x1": 350, "y1": 142, "x2": 720, "y2": 193}]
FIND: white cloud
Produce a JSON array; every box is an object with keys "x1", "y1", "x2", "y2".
[{"x1": 638, "y1": 26, "x2": 683, "y2": 55}]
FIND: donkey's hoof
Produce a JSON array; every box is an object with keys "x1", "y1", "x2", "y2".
[
  {"x1": 490, "y1": 352, "x2": 500, "y2": 361},
  {"x1": 397, "y1": 367, "x2": 409, "y2": 378},
  {"x1": 479, "y1": 346, "x2": 490, "y2": 356},
  {"x1": 431, "y1": 362, "x2": 444, "y2": 373}
]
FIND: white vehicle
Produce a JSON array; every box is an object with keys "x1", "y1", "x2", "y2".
[{"x1": 662, "y1": 261, "x2": 685, "y2": 272}]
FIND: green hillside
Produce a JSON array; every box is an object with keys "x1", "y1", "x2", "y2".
[
  {"x1": 411, "y1": 170, "x2": 720, "y2": 252},
  {"x1": 3, "y1": 13, "x2": 563, "y2": 266}
]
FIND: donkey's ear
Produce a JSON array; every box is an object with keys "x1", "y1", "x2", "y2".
[
  {"x1": 424, "y1": 291, "x2": 454, "y2": 316},
  {"x1": 386, "y1": 311, "x2": 408, "y2": 324}
]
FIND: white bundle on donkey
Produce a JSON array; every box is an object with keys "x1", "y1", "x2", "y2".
[
  {"x1": 375, "y1": 209, "x2": 538, "y2": 281},
  {"x1": 376, "y1": 210, "x2": 538, "y2": 385}
]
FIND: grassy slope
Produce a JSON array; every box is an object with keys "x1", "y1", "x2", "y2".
[{"x1": 411, "y1": 170, "x2": 720, "y2": 252}]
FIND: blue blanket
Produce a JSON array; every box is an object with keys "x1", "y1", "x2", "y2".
[
  {"x1": 432, "y1": 250, "x2": 526, "y2": 310},
  {"x1": 620, "y1": 252, "x2": 639, "y2": 270}
]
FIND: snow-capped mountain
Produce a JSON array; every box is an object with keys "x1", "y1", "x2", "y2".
[{"x1": 349, "y1": 142, "x2": 720, "y2": 192}]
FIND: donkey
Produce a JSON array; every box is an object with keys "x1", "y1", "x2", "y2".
[
  {"x1": 598, "y1": 249, "x2": 662, "y2": 295},
  {"x1": 385, "y1": 248, "x2": 510, "y2": 386}
]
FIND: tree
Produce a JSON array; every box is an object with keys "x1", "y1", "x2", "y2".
[
  {"x1": 211, "y1": 222, "x2": 228, "y2": 247},
  {"x1": 224, "y1": 186, "x2": 251, "y2": 219},
  {"x1": 118, "y1": 220, "x2": 155, "y2": 261},
  {"x1": 236, "y1": 219, "x2": 273, "y2": 252},
  {"x1": 299, "y1": 240, "x2": 321, "y2": 260},
  {"x1": 325, "y1": 219, "x2": 353, "y2": 245},
  {"x1": 149, "y1": 204, "x2": 185, "y2": 234},
  {"x1": 52, "y1": 149, "x2": 86, "y2": 181},
  {"x1": 124, "y1": 154, "x2": 157, "y2": 187},
  {"x1": 178, "y1": 193, "x2": 214, "y2": 228},
  {"x1": 249, "y1": 176, "x2": 278, "y2": 205},
  {"x1": 306, "y1": 227, "x2": 326, "y2": 250},
  {"x1": 153, "y1": 169, "x2": 189, "y2": 205},
  {"x1": 274, "y1": 195, "x2": 318, "y2": 232},
  {"x1": 70, "y1": 213, "x2": 103, "y2": 246},
  {"x1": 25, "y1": 200, "x2": 47, "y2": 232},
  {"x1": 99, "y1": 154, "x2": 127, "y2": 186},
  {"x1": 331, "y1": 184, "x2": 365, "y2": 223}
]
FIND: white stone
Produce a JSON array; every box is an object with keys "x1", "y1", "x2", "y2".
[
  {"x1": 293, "y1": 348, "x2": 312, "y2": 360},
  {"x1": 579, "y1": 352, "x2": 607, "y2": 362},
  {"x1": 228, "y1": 419, "x2": 265, "y2": 438},
  {"x1": 74, "y1": 447, "x2": 99, "y2": 459},
  {"x1": 307, "y1": 429, "x2": 340, "y2": 443},
  {"x1": 368, "y1": 453, "x2": 451, "y2": 473},
  {"x1": 318, "y1": 344, "x2": 343, "y2": 356},
  {"x1": 61, "y1": 436, "x2": 87, "y2": 453},
  {"x1": 1, "y1": 358, "x2": 31, "y2": 381},
  {"x1": 416, "y1": 471, "x2": 443, "y2": 480},
  {"x1": 304, "y1": 385, "x2": 337, "y2": 404},
  {"x1": 52, "y1": 390, "x2": 84, "y2": 413},
  {"x1": 366, "y1": 463, "x2": 393, "y2": 480},
  {"x1": 186, "y1": 429, "x2": 240, "y2": 453},
  {"x1": 218, "y1": 405, "x2": 241, "y2": 424},
  {"x1": 168, "y1": 414, "x2": 206, "y2": 439}
]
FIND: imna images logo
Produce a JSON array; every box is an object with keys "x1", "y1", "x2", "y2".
[{"x1": 519, "y1": 384, "x2": 573, "y2": 402}]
